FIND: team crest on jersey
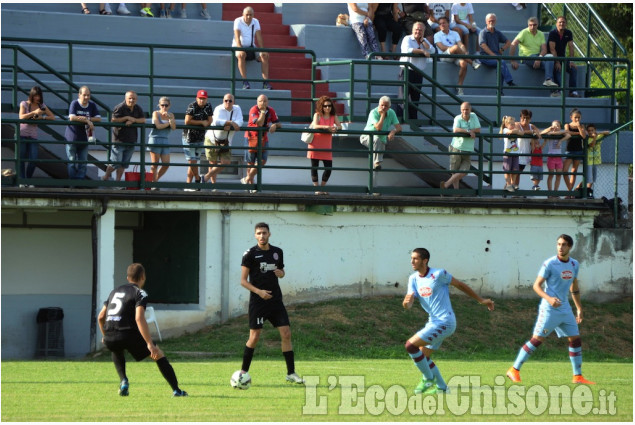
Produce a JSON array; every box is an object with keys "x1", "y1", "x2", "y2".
[
  {"x1": 273, "y1": 252, "x2": 279, "y2": 261},
  {"x1": 419, "y1": 286, "x2": 432, "y2": 297},
  {"x1": 561, "y1": 270, "x2": 573, "y2": 280}
]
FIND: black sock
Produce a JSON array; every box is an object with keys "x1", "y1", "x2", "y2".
[
  {"x1": 112, "y1": 351, "x2": 127, "y2": 382},
  {"x1": 283, "y1": 350, "x2": 295, "y2": 375},
  {"x1": 242, "y1": 346, "x2": 255, "y2": 372},
  {"x1": 156, "y1": 357, "x2": 179, "y2": 391}
]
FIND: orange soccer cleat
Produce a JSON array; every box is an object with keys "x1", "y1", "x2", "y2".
[
  {"x1": 572, "y1": 375, "x2": 595, "y2": 385},
  {"x1": 506, "y1": 367, "x2": 521, "y2": 383}
]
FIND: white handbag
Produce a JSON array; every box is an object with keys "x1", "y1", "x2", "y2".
[{"x1": 301, "y1": 124, "x2": 314, "y2": 144}]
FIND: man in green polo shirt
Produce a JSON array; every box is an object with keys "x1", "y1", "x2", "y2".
[
  {"x1": 441, "y1": 102, "x2": 480, "y2": 190},
  {"x1": 509, "y1": 17, "x2": 557, "y2": 88},
  {"x1": 360, "y1": 96, "x2": 402, "y2": 170}
]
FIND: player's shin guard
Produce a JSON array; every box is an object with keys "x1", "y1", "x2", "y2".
[
  {"x1": 405, "y1": 341, "x2": 433, "y2": 380},
  {"x1": 513, "y1": 337, "x2": 542, "y2": 370},
  {"x1": 427, "y1": 357, "x2": 446, "y2": 390},
  {"x1": 242, "y1": 346, "x2": 255, "y2": 372},
  {"x1": 156, "y1": 357, "x2": 180, "y2": 391},
  {"x1": 283, "y1": 350, "x2": 295, "y2": 375},
  {"x1": 112, "y1": 350, "x2": 127, "y2": 381},
  {"x1": 569, "y1": 338, "x2": 582, "y2": 376}
]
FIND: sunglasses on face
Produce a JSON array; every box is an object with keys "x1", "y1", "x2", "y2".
[
  {"x1": 224, "y1": 99, "x2": 233, "y2": 103},
  {"x1": 323, "y1": 104, "x2": 332, "y2": 107},
  {"x1": 160, "y1": 104, "x2": 169, "y2": 107}
]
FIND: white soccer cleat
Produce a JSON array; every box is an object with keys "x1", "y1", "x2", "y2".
[{"x1": 286, "y1": 373, "x2": 305, "y2": 384}]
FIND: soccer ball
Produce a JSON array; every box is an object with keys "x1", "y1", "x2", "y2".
[{"x1": 230, "y1": 370, "x2": 251, "y2": 390}]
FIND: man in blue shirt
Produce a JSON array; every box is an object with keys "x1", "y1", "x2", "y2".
[
  {"x1": 478, "y1": 13, "x2": 515, "y2": 91},
  {"x1": 403, "y1": 248, "x2": 495, "y2": 394},
  {"x1": 507, "y1": 234, "x2": 595, "y2": 385}
]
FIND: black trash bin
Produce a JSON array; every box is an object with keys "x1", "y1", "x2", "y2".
[{"x1": 35, "y1": 307, "x2": 65, "y2": 358}]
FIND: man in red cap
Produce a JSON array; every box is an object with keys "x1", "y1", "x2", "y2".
[{"x1": 183, "y1": 90, "x2": 213, "y2": 191}]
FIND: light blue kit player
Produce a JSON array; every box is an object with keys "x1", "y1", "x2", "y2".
[
  {"x1": 507, "y1": 234, "x2": 595, "y2": 385},
  {"x1": 403, "y1": 248, "x2": 495, "y2": 395}
]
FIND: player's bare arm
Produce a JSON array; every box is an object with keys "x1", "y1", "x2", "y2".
[
  {"x1": 402, "y1": 293, "x2": 415, "y2": 309},
  {"x1": 451, "y1": 278, "x2": 495, "y2": 311},
  {"x1": 135, "y1": 306, "x2": 163, "y2": 360},
  {"x1": 533, "y1": 275, "x2": 561, "y2": 307},
  {"x1": 97, "y1": 305, "x2": 107, "y2": 343},
  {"x1": 569, "y1": 278, "x2": 583, "y2": 323},
  {"x1": 241, "y1": 265, "x2": 273, "y2": 300}
]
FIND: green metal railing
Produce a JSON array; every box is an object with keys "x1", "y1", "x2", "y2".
[
  {"x1": 2, "y1": 38, "x2": 317, "y2": 123},
  {"x1": 3, "y1": 117, "x2": 623, "y2": 200},
  {"x1": 1, "y1": 36, "x2": 630, "y2": 223}
]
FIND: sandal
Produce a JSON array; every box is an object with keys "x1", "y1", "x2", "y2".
[
  {"x1": 99, "y1": 9, "x2": 111, "y2": 14},
  {"x1": 82, "y1": 7, "x2": 91, "y2": 14}
]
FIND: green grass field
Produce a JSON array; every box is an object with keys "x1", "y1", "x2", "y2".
[
  {"x1": 1, "y1": 360, "x2": 632, "y2": 421},
  {"x1": 2, "y1": 296, "x2": 632, "y2": 421}
]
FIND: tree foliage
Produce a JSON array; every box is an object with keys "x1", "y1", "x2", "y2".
[{"x1": 591, "y1": 3, "x2": 633, "y2": 59}]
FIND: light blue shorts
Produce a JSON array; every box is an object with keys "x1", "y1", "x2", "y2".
[
  {"x1": 416, "y1": 318, "x2": 456, "y2": 351},
  {"x1": 532, "y1": 304, "x2": 579, "y2": 338},
  {"x1": 109, "y1": 143, "x2": 134, "y2": 169},
  {"x1": 182, "y1": 137, "x2": 204, "y2": 161},
  {"x1": 147, "y1": 136, "x2": 170, "y2": 156}
]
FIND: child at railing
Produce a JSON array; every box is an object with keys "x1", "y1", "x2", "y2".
[
  {"x1": 529, "y1": 132, "x2": 547, "y2": 191},
  {"x1": 500, "y1": 115, "x2": 522, "y2": 192},
  {"x1": 540, "y1": 120, "x2": 571, "y2": 198}
]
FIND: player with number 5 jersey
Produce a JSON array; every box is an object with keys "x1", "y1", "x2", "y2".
[
  {"x1": 98, "y1": 263, "x2": 188, "y2": 397},
  {"x1": 239, "y1": 222, "x2": 304, "y2": 385},
  {"x1": 403, "y1": 248, "x2": 495, "y2": 395}
]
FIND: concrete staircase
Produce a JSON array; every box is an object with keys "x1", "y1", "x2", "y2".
[{"x1": 221, "y1": 3, "x2": 341, "y2": 118}]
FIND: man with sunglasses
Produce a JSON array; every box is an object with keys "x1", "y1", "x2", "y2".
[
  {"x1": 509, "y1": 17, "x2": 557, "y2": 89},
  {"x1": 204, "y1": 94, "x2": 244, "y2": 185}
]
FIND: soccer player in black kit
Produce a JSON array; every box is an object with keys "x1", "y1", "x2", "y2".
[
  {"x1": 97, "y1": 263, "x2": 188, "y2": 397},
  {"x1": 239, "y1": 222, "x2": 304, "y2": 384}
]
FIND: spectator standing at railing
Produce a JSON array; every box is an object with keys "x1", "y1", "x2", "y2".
[
  {"x1": 360, "y1": 96, "x2": 402, "y2": 171},
  {"x1": 509, "y1": 17, "x2": 558, "y2": 89},
  {"x1": 434, "y1": 16, "x2": 480, "y2": 96},
  {"x1": 372, "y1": 3, "x2": 403, "y2": 57},
  {"x1": 18, "y1": 86, "x2": 55, "y2": 186},
  {"x1": 440, "y1": 102, "x2": 480, "y2": 191},
  {"x1": 563, "y1": 108, "x2": 587, "y2": 197},
  {"x1": 540, "y1": 119, "x2": 570, "y2": 197},
  {"x1": 204, "y1": 93, "x2": 244, "y2": 186},
  {"x1": 242, "y1": 94, "x2": 281, "y2": 187},
  {"x1": 147, "y1": 96, "x2": 176, "y2": 189},
  {"x1": 307, "y1": 95, "x2": 342, "y2": 195},
  {"x1": 102, "y1": 91, "x2": 145, "y2": 183},
  {"x1": 548, "y1": 16, "x2": 580, "y2": 98},
  {"x1": 347, "y1": 3, "x2": 380, "y2": 59},
  {"x1": 478, "y1": 13, "x2": 515, "y2": 94},
  {"x1": 233, "y1": 6, "x2": 272, "y2": 90},
  {"x1": 515, "y1": 109, "x2": 540, "y2": 189},
  {"x1": 182, "y1": 90, "x2": 213, "y2": 191},
  {"x1": 399, "y1": 21, "x2": 433, "y2": 120},
  {"x1": 65, "y1": 86, "x2": 101, "y2": 181}
]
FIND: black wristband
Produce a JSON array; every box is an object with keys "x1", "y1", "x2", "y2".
[{"x1": 570, "y1": 290, "x2": 580, "y2": 294}]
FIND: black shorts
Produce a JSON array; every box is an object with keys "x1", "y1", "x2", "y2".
[
  {"x1": 248, "y1": 299, "x2": 290, "y2": 329},
  {"x1": 103, "y1": 331, "x2": 154, "y2": 361}
]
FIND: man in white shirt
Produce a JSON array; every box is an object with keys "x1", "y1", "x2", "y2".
[
  {"x1": 232, "y1": 6, "x2": 272, "y2": 90},
  {"x1": 399, "y1": 22, "x2": 432, "y2": 119},
  {"x1": 434, "y1": 16, "x2": 480, "y2": 96},
  {"x1": 204, "y1": 94, "x2": 244, "y2": 185}
]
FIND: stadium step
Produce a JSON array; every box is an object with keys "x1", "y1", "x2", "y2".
[{"x1": 223, "y1": 4, "x2": 337, "y2": 118}]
